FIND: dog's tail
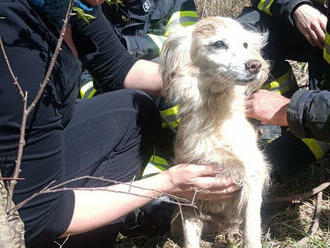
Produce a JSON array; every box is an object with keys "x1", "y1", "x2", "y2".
[{"x1": 160, "y1": 25, "x2": 194, "y2": 103}]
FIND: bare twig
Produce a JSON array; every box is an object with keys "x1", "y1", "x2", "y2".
[
  {"x1": 0, "y1": 38, "x2": 25, "y2": 98},
  {"x1": 265, "y1": 181, "x2": 330, "y2": 203},
  {"x1": 310, "y1": 160, "x2": 326, "y2": 236},
  {"x1": 1, "y1": 0, "x2": 75, "y2": 212},
  {"x1": 310, "y1": 190, "x2": 322, "y2": 234},
  {"x1": 0, "y1": 178, "x2": 25, "y2": 181},
  {"x1": 11, "y1": 175, "x2": 197, "y2": 213},
  {"x1": 54, "y1": 234, "x2": 70, "y2": 248},
  {"x1": 1, "y1": 36, "x2": 28, "y2": 212}
]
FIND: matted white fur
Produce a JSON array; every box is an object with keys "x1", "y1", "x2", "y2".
[{"x1": 160, "y1": 17, "x2": 270, "y2": 248}]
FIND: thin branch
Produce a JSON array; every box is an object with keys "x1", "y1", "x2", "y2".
[
  {"x1": 10, "y1": 175, "x2": 197, "y2": 213},
  {"x1": 26, "y1": 0, "x2": 74, "y2": 115},
  {"x1": 0, "y1": 37, "x2": 25, "y2": 98},
  {"x1": 54, "y1": 234, "x2": 70, "y2": 248},
  {"x1": 0, "y1": 178, "x2": 25, "y2": 181},
  {"x1": 310, "y1": 160, "x2": 326, "y2": 236},
  {"x1": 2, "y1": 0, "x2": 75, "y2": 212},
  {"x1": 265, "y1": 181, "x2": 330, "y2": 203},
  {"x1": 310, "y1": 191, "x2": 322, "y2": 234},
  {"x1": 10, "y1": 181, "x2": 57, "y2": 213}
]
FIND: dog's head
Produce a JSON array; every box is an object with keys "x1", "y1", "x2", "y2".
[{"x1": 160, "y1": 16, "x2": 269, "y2": 102}]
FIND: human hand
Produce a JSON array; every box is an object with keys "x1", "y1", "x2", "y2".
[
  {"x1": 245, "y1": 89, "x2": 290, "y2": 126},
  {"x1": 293, "y1": 4, "x2": 327, "y2": 49},
  {"x1": 163, "y1": 163, "x2": 241, "y2": 201}
]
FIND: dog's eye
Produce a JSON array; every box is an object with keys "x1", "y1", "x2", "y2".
[
  {"x1": 211, "y1": 40, "x2": 228, "y2": 49},
  {"x1": 243, "y1": 42, "x2": 248, "y2": 49}
]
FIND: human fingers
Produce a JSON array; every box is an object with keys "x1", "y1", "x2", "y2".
[
  {"x1": 245, "y1": 99, "x2": 255, "y2": 117},
  {"x1": 190, "y1": 175, "x2": 237, "y2": 190},
  {"x1": 245, "y1": 93, "x2": 262, "y2": 120},
  {"x1": 175, "y1": 183, "x2": 241, "y2": 201},
  {"x1": 177, "y1": 163, "x2": 225, "y2": 177},
  {"x1": 190, "y1": 184, "x2": 242, "y2": 201},
  {"x1": 165, "y1": 163, "x2": 222, "y2": 193},
  {"x1": 302, "y1": 32, "x2": 317, "y2": 47},
  {"x1": 309, "y1": 30, "x2": 324, "y2": 49},
  {"x1": 320, "y1": 14, "x2": 327, "y2": 33}
]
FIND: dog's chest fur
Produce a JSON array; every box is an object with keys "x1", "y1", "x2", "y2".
[{"x1": 174, "y1": 86, "x2": 262, "y2": 229}]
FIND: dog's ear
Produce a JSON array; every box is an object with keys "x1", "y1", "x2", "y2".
[{"x1": 160, "y1": 26, "x2": 193, "y2": 102}]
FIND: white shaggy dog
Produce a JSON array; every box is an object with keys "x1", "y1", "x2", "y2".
[{"x1": 160, "y1": 17, "x2": 270, "y2": 248}]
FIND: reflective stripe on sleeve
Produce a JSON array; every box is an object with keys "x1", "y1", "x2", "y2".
[
  {"x1": 313, "y1": 0, "x2": 325, "y2": 4},
  {"x1": 80, "y1": 80, "x2": 96, "y2": 99},
  {"x1": 147, "y1": 11, "x2": 198, "y2": 53},
  {"x1": 262, "y1": 68, "x2": 297, "y2": 95},
  {"x1": 301, "y1": 138, "x2": 330, "y2": 160},
  {"x1": 165, "y1": 10, "x2": 198, "y2": 35},
  {"x1": 323, "y1": 32, "x2": 330, "y2": 64},
  {"x1": 142, "y1": 155, "x2": 171, "y2": 178},
  {"x1": 257, "y1": 0, "x2": 276, "y2": 15},
  {"x1": 160, "y1": 105, "x2": 180, "y2": 129}
]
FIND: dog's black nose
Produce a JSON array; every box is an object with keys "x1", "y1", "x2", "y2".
[{"x1": 245, "y1": 60, "x2": 261, "y2": 73}]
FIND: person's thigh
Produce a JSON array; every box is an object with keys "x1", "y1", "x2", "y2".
[{"x1": 62, "y1": 89, "x2": 161, "y2": 187}]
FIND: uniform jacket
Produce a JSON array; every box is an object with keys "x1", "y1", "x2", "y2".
[
  {"x1": 101, "y1": 0, "x2": 198, "y2": 59},
  {"x1": 252, "y1": 0, "x2": 330, "y2": 141}
]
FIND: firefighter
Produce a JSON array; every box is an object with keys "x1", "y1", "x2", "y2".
[
  {"x1": 77, "y1": 0, "x2": 200, "y2": 240},
  {"x1": 79, "y1": 0, "x2": 199, "y2": 99},
  {"x1": 238, "y1": 0, "x2": 330, "y2": 179},
  {"x1": 79, "y1": 0, "x2": 199, "y2": 172}
]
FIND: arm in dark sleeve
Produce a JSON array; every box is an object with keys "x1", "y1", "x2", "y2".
[
  {"x1": 72, "y1": 6, "x2": 137, "y2": 91},
  {"x1": 287, "y1": 90, "x2": 330, "y2": 142},
  {"x1": 251, "y1": 0, "x2": 313, "y2": 26}
]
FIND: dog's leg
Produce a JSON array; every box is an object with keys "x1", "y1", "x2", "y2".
[
  {"x1": 183, "y1": 216, "x2": 203, "y2": 248},
  {"x1": 242, "y1": 173, "x2": 265, "y2": 248}
]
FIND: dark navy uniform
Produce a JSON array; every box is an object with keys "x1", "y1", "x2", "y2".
[
  {"x1": 238, "y1": 0, "x2": 330, "y2": 178},
  {"x1": 0, "y1": 1, "x2": 160, "y2": 247}
]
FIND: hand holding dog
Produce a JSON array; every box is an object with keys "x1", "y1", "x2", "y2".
[
  {"x1": 245, "y1": 89, "x2": 290, "y2": 126},
  {"x1": 293, "y1": 4, "x2": 327, "y2": 49},
  {"x1": 164, "y1": 163, "x2": 241, "y2": 201}
]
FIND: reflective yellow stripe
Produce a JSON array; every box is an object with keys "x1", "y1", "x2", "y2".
[
  {"x1": 165, "y1": 10, "x2": 198, "y2": 36},
  {"x1": 301, "y1": 138, "x2": 324, "y2": 160},
  {"x1": 142, "y1": 155, "x2": 171, "y2": 178},
  {"x1": 257, "y1": 0, "x2": 276, "y2": 15},
  {"x1": 160, "y1": 105, "x2": 179, "y2": 116},
  {"x1": 147, "y1": 34, "x2": 166, "y2": 55},
  {"x1": 160, "y1": 105, "x2": 180, "y2": 129},
  {"x1": 323, "y1": 32, "x2": 330, "y2": 64},
  {"x1": 80, "y1": 80, "x2": 94, "y2": 98},
  {"x1": 150, "y1": 155, "x2": 169, "y2": 166},
  {"x1": 262, "y1": 69, "x2": 296, "y2": 95},
  {"x1": 161, "y1": 120, "x2": 179, "y2": 129},
  {"x1": 87, "y1": 88, "x2": 96, "y2": 99},
  {"x1": 167, "y1": 11, "x2": 198, "y2": 27}
]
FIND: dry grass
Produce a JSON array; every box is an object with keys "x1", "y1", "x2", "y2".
[
  {"x1": 195, "y1": 0, "x2": 251, "y2": 18},
  {"x1": 115, "y1": 1, "x2": 330, "y2": 247}
]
